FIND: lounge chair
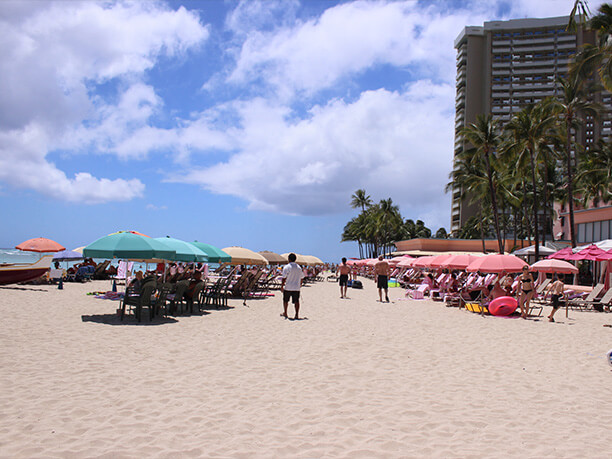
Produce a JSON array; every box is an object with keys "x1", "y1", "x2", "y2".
[
  {"x1": 152, "y1": 282, "x2": 172, "y2": 317},
  {"x1": 567, "y1": 283, "x2": 605, "y2": 311},
  {"x1": 585, "y1": 288, "x2": 612, "y2": 312},
  {"x1": 406, "y1": 284, "x2": 429, "y2": 299}
]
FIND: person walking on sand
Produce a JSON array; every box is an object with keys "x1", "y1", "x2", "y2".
[
  {"x1": 547, "y1": 274, "x2": 566, "y2": 322},
  {"x1": 338, "y1": 257, "x2": 352, "y2": 299},
  {"x1": 518, "y1": 266, "x2": 534, "y2": 319},
  {"x1": 281, "y1": 253, "x2": 305, "y2": 319},
  {"x1": 374, "y1": 255, "x2": 390, "y2": 302}
]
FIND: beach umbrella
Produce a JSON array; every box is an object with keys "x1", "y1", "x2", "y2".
[
  {"x1": 389, "y1": 255, "x2": 412, "y2": 266},
  {"x1": 466, "y1": 254, "x2": 528, "y2": 273},
  {"x1": 52, "y1": 250, "x2": 84, "y2": 261},
  {"x1": 427, "y1": 253, "x2": 454, "y2": 268},
  {"x1": 224, "y1": 246, "x2": 268, "y2": 265},
  {"x1": 547, "y1": 246, "x2": 574, "y2": 260},
  {"x1": 109, "y1": 230, "x2": 151, "y2": 238},
  {"x1": 190, "y1": 242, "x2": 231, "y2": 263},
  {"x1": 281, "y1": 253, "x2": 310, "y2": 265},
  {"x1": 83, "y1": 232, "x2": 175, "y2": 261},
  {"x1": 530, "y1": 259, "x2": 579, "y2": 274},
  {"x1": 16, "y1": 237, "x2": 65, "y2": 253},
  {"x1": 566, "y1": 244, "x2": 608, "y2": 261},
  {"x1": 73, "y1": 246, "x2": 86, "y2": 254},
  {"x1": 258, "y1": 251, "x2": 287, "y2": 265},
  {"x1": 303, "y1": 255, "x2": 324, "y2": 265},
  {"x1": 345, "y1": 259, "x2": 360, "y2": 266},
  {"x1": 397, "y1": 257, "x2": 415, "y2": 267},
  {"x1": 512, "y1": 245, "x2": 557, "y2": 256},
  {"x1": 440, "y1": 254, "x2": 482, "y2": 270},
  {"x1": 412, "y1": 256, "x2": 437, "y2": 269},
  {"x1": 595, "y1": 249, "x2": 612, "y2": 261},
  {"x1": 154, "y1": 237, "x2": 208, "y2": 263}
]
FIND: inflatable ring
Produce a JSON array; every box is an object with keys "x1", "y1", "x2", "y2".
[{"x1": 489, "y1": 296, "x2": 518, "y2": 316}]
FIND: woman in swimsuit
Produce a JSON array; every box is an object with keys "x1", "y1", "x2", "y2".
[{"x1": 518, "y1": 266, "x2": 534, "y2": 319}]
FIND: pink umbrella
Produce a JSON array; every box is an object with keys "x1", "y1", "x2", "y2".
[
  {"x1": 440, "y1": 254, "x2": 482, "y2": 270},
  {"x1": 346, "y1": 259, "x2": 360, "y2": 266},
  {"x1": 466, "y1": 254, "x2": 528, "y2": 273},
  {"x1": 547, "y1": 246, "x2": 574, "y2": 260},
  {"x1": 397, "y1": 257, "x2": 415, "y2": 267},
  {"x1": 427, "y1": 253, "x2": 454, "y2": 268},
  {"x1": 530, "y1": 259, "x2": 578, "y2": 274},
  {"x1": 596, "y1": 249, "x2": 612, "y2": 261},
  {"x1": 412, "y1": 256, "x2": 436, "y2": 269},
  {"x1": 566, "y1": 244, "x2": 608, "y2": 261},
  {"x1": 388, "y1": 255, "x2": 413, "y2": 266}
]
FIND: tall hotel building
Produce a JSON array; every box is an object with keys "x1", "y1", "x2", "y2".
[{"x1": 450, "y1": 16, "x2": 611, "y2": 240}]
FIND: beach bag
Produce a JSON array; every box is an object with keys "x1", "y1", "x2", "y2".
[
  {"x1": 351, "y1": 280, "x2": 363, "y2": 289},
  {"x1": 347, "y1": 280, "x2": 353, "y2": 287}
]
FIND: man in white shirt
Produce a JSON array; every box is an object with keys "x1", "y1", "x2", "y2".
[{"x1": 281, "y1": 253, "x2": 305, "y2": 319}]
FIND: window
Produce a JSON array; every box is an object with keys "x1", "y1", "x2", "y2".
[
  {"x1": 594, "y1": 221, "x2": 601, "y2": 241},
  {"x1": 603, "y1": 221, "x2": 610, "y2": 240}
]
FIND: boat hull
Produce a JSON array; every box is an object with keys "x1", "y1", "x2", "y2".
[{"x1": 0, "y1": 255, "x2": 53, "y2": 285}]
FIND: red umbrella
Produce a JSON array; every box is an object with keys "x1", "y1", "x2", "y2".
[
  {"x1": 440, "y1": 254, "x2": 482, "y2": 270},
  {"x1": 15, "y1": 237, "x2": 65, "y2": 253},
  {"x1": 466, "y1": 254, "x2": 528, "y2": 273},
  {"x1": 547, "y1": 246, "x2": 574, "y2": 260},
  {"x1": 530, "y1": 259, "x2": 578, "y2": 274},
  {"x1": 566, "y1": 244, "x2": 608, "y2": 261}
]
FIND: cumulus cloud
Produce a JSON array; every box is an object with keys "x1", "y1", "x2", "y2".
[
  {"x1": 0, "y1": 0, "x2": 208, "y2": 203},
  {"x1": 224, "y1": 1, "x2": 492, "y2": 99},
  {"x1": 174, "y1": 81, "x2": 454, "y2": 219}
]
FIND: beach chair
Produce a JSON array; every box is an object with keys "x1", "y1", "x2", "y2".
[
  {"x1": 567, "y1": 283, "x2": 604, "y2": 311},
  {"x1": 584, "y1": 287, "x2": 612, "y2": 312},
  {"x1": 92, "y1": 260, "x2": 111, "y2": 280},
  {"x1": 120, "y1": 282, "x2": 157, "y2": 322},
  {"x1": 186, "y1": 281, "x2": 206, "y2": 314},
  {"x1": 406, "y1": 284, "x2": 429, "y2": 299},
  {"x1": 152, "y1": 282, "x2": 172, "y2": 317},
  {"x1": 167, "y1": 280, "x2": 189, "y2": 315}
]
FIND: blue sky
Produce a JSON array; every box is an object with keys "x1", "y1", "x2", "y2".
[{"x1": 0, "y1": 0, "x2": 603, "y2": 261}]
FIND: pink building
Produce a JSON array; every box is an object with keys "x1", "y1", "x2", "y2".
[{"x1": 553, "y1": 202, "x2": 612, "y2": 243}]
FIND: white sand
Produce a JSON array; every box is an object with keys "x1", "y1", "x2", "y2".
[{"x1": 0, "y1": 278, "x2": 611, "y2": 458}]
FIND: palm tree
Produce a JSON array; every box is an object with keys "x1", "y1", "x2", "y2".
[
  {"x1": 576, "y1": 138, "x2": 612, "y2": 205},
  {"x1": 350, "y1": 189, "x2": 373, "y2": 213},
  {"x1": 570, "y1": 3, "x2": 612, "y2": 92},
  {"x1": 460, "y1": 114, "x2": 504, "y2": 253},
  {"x1": 446, "y1": 153, "x2": 492, "y2": 251},
  {"x1": 550, "y1": 77, "x2": 600, "y2": 247},
  {"x1": 503, "y1": 102, "x2": 557, "y2": 259}
]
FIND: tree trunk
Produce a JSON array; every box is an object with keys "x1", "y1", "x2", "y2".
[
  {"x1": 528, "y1": 147, "x2": 540, "y2": 260},
  {"x1": 484, "y1": 149, "x2": 504, "y2": 254},
  {"x1": 541, "y1": 164, "x2": 549, "y2": 246},
  {"x1": 480, "y1": 208, "x2": 486, "y2": 253},
  {"x1": 566, "y1": 117, "x2": 577, "y2": 247}
]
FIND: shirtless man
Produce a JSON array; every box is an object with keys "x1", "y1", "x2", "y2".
[
  {"x1": 374, "y1": 255, "x2": 391, "y2": 302},
  {"x1": 338, "y1": 257, "x2": 352, "y2": 299},
  {"x1": 547, "y1": 274, "x2": 566, "y2": 322}
]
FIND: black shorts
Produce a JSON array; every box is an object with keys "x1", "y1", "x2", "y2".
[
  {"x1": 283, "y1": 290, "x2": 300, "y2": 304},
  {"x1": 339, "y1": 274, "x2": 349, "y2": 286},
  {"x1": 551, "y1": 294, "x2": 561, "y2": 308},
  {"x1": 377, "y1": 275, "x2": 388, "y2": 289}
]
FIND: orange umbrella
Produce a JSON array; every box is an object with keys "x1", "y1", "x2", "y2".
[{"x1": 16, "y1": 237, "x2": 65, "y2": 253}]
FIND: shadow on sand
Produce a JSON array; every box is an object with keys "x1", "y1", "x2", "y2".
[{"x1": 81, "y1": 314, "x2": 179, "y2": 326}]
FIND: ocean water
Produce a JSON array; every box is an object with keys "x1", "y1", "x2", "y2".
[{"x1": 0, "y1": 248, "x2": 42, "y2": 264}]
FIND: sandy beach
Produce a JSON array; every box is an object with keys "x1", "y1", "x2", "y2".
[{"x1": 1, "y1": 277, "x2": 611, "y2": 458}]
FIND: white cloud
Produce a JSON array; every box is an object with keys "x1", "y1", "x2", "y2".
[
  {"x1": 174, "y1": 81, "x2": 455, "y2": 220},
  {"x1": 0, "y1": 0, "x2": 208, "y2": 203},
  {"x1": 225, "y1": 1, "x2": 493, "y2": 98}
]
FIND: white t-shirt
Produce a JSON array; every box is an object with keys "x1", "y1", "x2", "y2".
[{"x1": 282, "y1": 262, "x2": 305, "y2": 291}]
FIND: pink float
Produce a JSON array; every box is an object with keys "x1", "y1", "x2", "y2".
[{"x1": 489, "y1": 296, "x2": 518, "y2": 316}]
